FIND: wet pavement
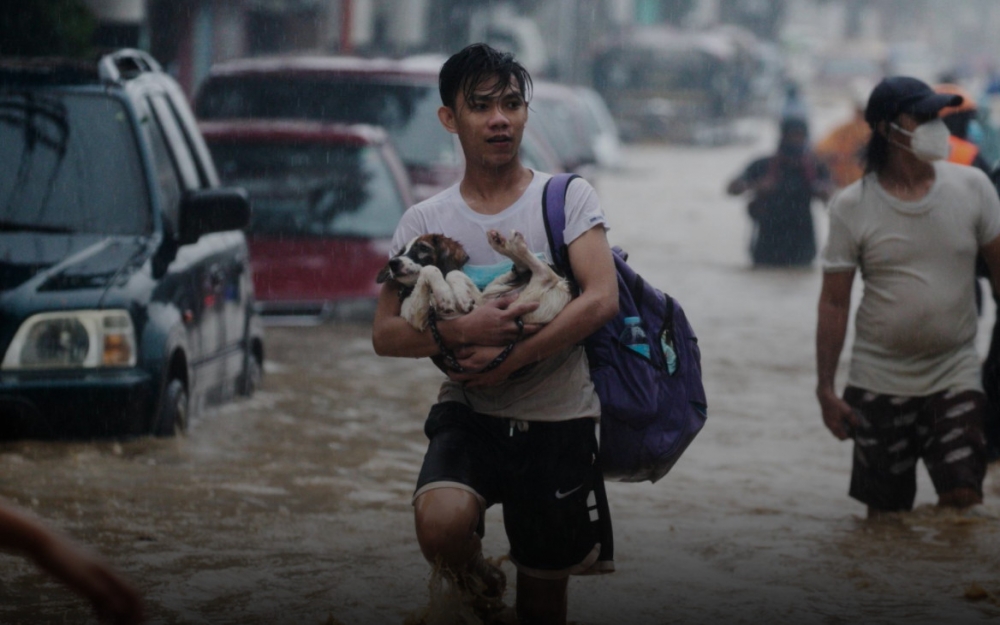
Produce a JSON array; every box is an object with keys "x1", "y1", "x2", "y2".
[{"x1": 4, "y1": 106, "x2": 1000, "y2": 625}]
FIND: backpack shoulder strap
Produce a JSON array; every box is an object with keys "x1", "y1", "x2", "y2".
[{"x1": 542, "y1": 173, "x2": 580, "y2": 271}]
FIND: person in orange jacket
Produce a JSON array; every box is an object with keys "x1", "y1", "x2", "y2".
[
  {"x1": 936, "y1": 83, "x2": 992, "y2": 173},
  {"x1": 814, "y1": 82, "x2": 872, "y2": 188},
  {"x1": 939, "y1": 83, "x2": 1000, "y2": 461}
]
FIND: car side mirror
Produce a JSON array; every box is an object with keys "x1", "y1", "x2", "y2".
[{"x1": 178, "y1": 187, "x2": 250, "y2": 245}]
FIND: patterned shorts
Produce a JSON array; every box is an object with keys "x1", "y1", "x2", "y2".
[{"x1": 844, "y1": 386, "x2": 987, "y2": 511}]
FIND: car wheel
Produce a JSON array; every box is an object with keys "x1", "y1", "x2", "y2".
[
  {"x1": 238, "y1": 352, "x2": 262, "y2": 397},
  {"x1": 153, "y1": 379, "x2": 188, "y2": 437}
]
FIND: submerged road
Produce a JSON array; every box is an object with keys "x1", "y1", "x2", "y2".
[{"x1": 3, "y1": 105, "x2": 1000, "y2": 625}]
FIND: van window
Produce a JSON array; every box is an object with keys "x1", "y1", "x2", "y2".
[
  {"x1": 208, "y1": 140, "x2": 406, "y2": 239},
  {"x1": 0, "y1": 91, "x2": 150, "y2": 235}
]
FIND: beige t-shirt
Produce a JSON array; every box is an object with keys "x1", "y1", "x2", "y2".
[
  {"x1": 390, "y1": 171, "x2": 606, "y2": 422},
  {"x1": 822, "y1": 161, "x2": 1000, "y2": 395}
]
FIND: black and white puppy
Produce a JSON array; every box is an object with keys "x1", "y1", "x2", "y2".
[{"x1": 377, "y1": 230, "x2": 572, "y2": 332}]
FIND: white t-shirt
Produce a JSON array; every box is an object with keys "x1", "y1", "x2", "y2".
[
  {"x1": 390, "y1": 170, "x2": 608, "y2": 421},
  {"x1": 822, "y1": 161, "x2": 1000, "y2": 395}
]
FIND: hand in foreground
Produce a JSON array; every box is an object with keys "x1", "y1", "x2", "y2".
[
  {"x1": 33, "y1": 534, "x2": 145, "y2": 625},
  {"x1": 817, "y1": 388, "x2": 859, "y2": 441}
]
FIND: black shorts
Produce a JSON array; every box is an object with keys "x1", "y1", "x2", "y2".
[
  {"x1": 844, "y1": 386, "x2": 987, "y2": 511},
  {"x1": 414, "y1": 401, "x2": 614, "y2": 579}
]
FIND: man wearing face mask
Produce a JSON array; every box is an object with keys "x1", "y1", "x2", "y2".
[
  {"x1": 816, "y1": 76, "x2": 1000, "y2": 517},
  {"x1": 727, "y1": 116, "x2": 834, "y2": 267}
]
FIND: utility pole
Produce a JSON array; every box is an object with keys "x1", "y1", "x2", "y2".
[{"x1": 341, "y1": 0, "x2": 353, "y2": 53}]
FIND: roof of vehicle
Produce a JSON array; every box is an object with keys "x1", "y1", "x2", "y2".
[
  {"x1": 0, "y1": 57, "x2": 99, "y2": 86},
  {"x1": 203, "y1": 55, "x2": 438, "y2": 82},
  {"x1": 198, "y1": 119, "x2": 389, "y2": 147},
  {"x1": 0, "y1": 49, "x2": 163, "y2": 87}
]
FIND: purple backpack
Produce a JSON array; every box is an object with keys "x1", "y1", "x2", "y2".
[{"x1": 543, "y1": 174, "x2": 707, "y2": 483}]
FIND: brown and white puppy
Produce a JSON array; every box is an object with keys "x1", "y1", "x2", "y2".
[{"x1": 377, "y1": 230, "x2": 572, "y2": 332}]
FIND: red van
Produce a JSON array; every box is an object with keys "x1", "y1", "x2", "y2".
[{"x1": 200, "y1": 120, "x2": 413, "y2": 322}]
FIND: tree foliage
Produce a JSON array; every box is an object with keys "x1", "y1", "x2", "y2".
[{"x1": 0, "y1": 0, "x2": 96, "y2": 58}]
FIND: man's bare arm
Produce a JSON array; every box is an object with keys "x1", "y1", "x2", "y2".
[
  {"x1": 816, "y1": 269, "x2": 858, "y2": 440},
  {"x1": 0, "y1": 501, "x2": 145, "y2": 624},
  {"x1": 458, "y1": 226, "x2": 619, "y2": 386},
  {"x1": 371, "y1": 275, "x2": 539, "y2": 359}
]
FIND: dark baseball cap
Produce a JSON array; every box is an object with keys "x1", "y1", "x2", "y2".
[{"x1": 864, "y1": 76, "x2": 963, "y2": 125}]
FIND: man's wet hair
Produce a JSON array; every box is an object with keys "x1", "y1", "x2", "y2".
[{"x1": 439, "y1": 43, "x2": 532, "y2": 110}]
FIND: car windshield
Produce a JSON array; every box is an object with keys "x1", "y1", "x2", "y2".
[
  {"x1": 196, "y1": 76, "x2": 457, "y2": 170},
  {"x1": 0, "y1": 90, "x2": 150, "y2": 235},
  {"x1": 209, "y1": 141, "x2": 406, "y2": 239}
]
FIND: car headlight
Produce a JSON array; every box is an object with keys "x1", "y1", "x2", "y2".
[{"x1": 2, "y1": 310, "x2": 136, "y2": 370}]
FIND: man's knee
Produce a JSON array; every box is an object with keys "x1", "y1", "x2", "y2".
[{"x1": 414, "y1": 487, "x2": 481, "y2": 562}]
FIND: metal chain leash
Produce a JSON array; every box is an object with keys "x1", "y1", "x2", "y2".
[{"x1": 426, "y1": 307, "x2": 520, "y2": 374}]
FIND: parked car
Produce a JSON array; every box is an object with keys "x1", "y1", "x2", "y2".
[
  {"x1": 520, "y1": 124, "x2": 565, "y2": 174},
  {"x1": 195, "y1": 55, "x2": 459, "y2": 203},
  {"x1": 529, "y1": 81, "x2": 600, "y2": 180},
  {"x1": 0, "y1": 50, "x2": 263, "y2": 439},
  {"x1": 200, "y1": 120, "x2": 413, "y2": 322},
  {"x1": 572, "y1": 85, "x2": 624, "y2": 170}
]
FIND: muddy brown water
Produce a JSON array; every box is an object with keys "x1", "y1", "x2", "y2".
[{"x1": 5, "y1": 116, "x2": 1000, "y2": 624}]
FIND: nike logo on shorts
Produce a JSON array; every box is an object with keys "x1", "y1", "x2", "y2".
[{"x1": 555, "y1": 484, "x2": 584, "y2": 499}]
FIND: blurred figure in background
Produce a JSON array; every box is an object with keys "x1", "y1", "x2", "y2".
[
  {"x1": 935, "y1": 83, "x2": 1000, "y2": 462},
  {"x1": 726, "y1": 117, "x2": 834, "y2": 267},
  {"x1": 975, "y1": 73, "x2": 1000, "y2": 167},
  {"x1": 935, "y1": 83, "x2": 991, "y2": 174},
  {"x1": 814, "y1": 81, "x2": 872, "y2": 189},
  {"x1": 781, "y1": 80, "x2": 809, "y2": 121},
  {"x1": 0, "y1": 500, "x2": 145, "y2": 624}
]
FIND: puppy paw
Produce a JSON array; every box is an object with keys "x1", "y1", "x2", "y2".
[
  {"x1": 455, "y1": 291, "x2": 477, "y2": 314},
  {"x1": 446, "y1": 272, "x2": 480, "y2": 314},
  {"x1": 508, "y1": 230, "x2": 528, "y2": 253},
  {"x1": 487, "y1": 229, "x2": 507, "y2": 252},
  {"x1": 434, "y1": 291, "x2": 459, "y2": 317}
]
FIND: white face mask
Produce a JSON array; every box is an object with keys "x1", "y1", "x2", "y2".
[{"x1": 890, "y1": 118, "x2": 951, "y2": 162}]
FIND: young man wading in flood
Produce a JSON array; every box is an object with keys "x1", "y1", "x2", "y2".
[
  {"x1": 372, "y1": 44, "x2": 618, "y2": 623},
  {"x1": 817, "y1": 76, "x2": 1000, "y2": 517}
]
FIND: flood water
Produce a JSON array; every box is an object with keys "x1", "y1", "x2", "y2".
[{"x1": 4, "y1": 101, "x2": 1000, "y2": 625}]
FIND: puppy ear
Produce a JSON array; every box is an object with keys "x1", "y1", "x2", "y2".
[
  {"x1": 376, "y1": 263, "x2": 391, "y2": 284},
  {"x1": 452, "y1": 245, "x2": 470, "y2": 270},
  {"x1": 437, "y1": 236, "x2": 469, "y2": 275}
]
